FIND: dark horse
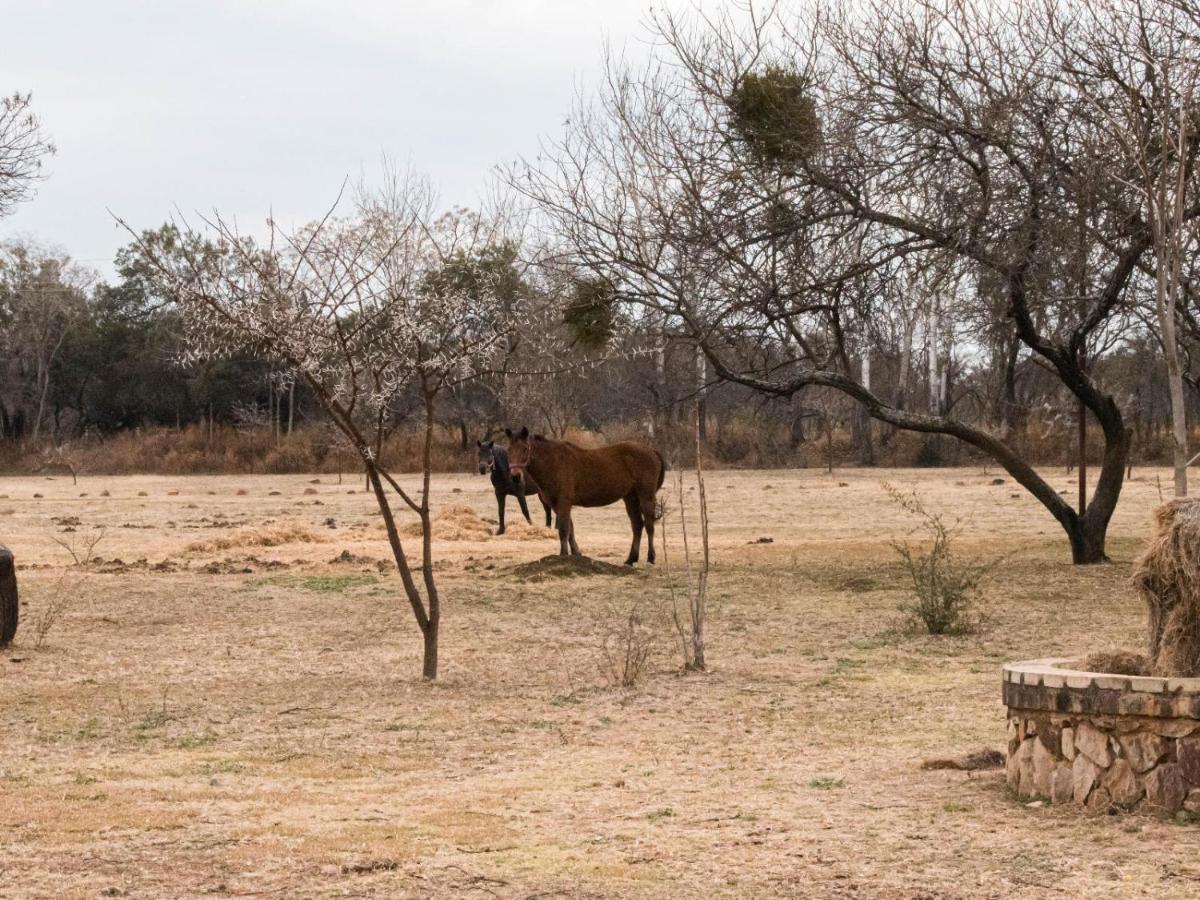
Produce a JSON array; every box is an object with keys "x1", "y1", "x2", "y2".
[
  {"x1": 477, "y1": 439, "x2": 552, "y2": 535},
  {"x1": 505, "y1": 427, "x2": 666, "y2": 565}
]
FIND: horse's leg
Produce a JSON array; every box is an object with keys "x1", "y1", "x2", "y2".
[
  {"x1": 496, "y1": 489, "x2": 506, "y2": 535},
  {"x1": 640, "y1": 492, "x2": 657, "y2": 565},
  {"x1": 568, "y1": 518, "x2": 581, "y2": 556},
  {"x1": 623, "y1": 493, "x2": 644, "y2": 566},
  {"x1": 555, "y1": 501, "x2": 573, "y2": 556},
  {"x1": 540, "y1": 493, "x2": 553, "y2": 528},
  {"x1": 516, "y1": 487, "x2": 532, "y2": 525}
]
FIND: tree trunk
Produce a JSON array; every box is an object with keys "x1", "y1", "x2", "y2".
[
  {"x1": 287, "y1": 381, "x2": 295, "y2": 437},
  {"x1": 1078, "y1": 399, "x2": 1088, "y2": 514},
  {"x1": 1169, "y1": 366, "x2": 1188, "y2": 497},
  {"x1": 695, "y1": 344, "x2": 707, "y2": 444},
  {"x1": 928, "y1": 306, "x2": 940, "y2": 415},
  {"x1": 422, "y1": 625, "x2": 438, "y2": 680},
  {"x1": 31, "y1": 358, "x2": 49, "y2": 444},
  {"x1": 858, "y1": 352, "x2": 874, "y2": 464}
]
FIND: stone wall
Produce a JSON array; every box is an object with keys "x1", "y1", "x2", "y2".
[{"x1": 1004, "y1": 658, "x2": 1200, "y2": 816}]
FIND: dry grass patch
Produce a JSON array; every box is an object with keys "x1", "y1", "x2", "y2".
[
  {"x1": 1, "y1": 468, "x2": 1196, "y2": 898},
  {"x1": 185, "y1": 519, "x2": 330, "y2": 553}
]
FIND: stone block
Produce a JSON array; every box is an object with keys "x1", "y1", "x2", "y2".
[
  {"x1": 1051, "y1": 762, "x2": 1074, "y2": 805},
  {"x1": 1032, "y1": 738, "x2": 1057, "y2": 797},
  {"x1": 1178, "y1": 736, "x2": 1200, "y2": 785},
  {"x1": 1145, "y1": 763, "x2": 1188, "y2": 815},
  {"x1": 1073, "y1": 754, "x2": 1101, "y2": 804},
  {"x1": 1183, "y1": 788, "x2": 1200, "y2": 814},
  {"x1": 1075, "y1": 721, "x2": 1111, "y2": 768},
  {"x1": 1103, "y1": 759, "x2": 1143, "y2": 809},
  {"x1": 1007, "y1": 737, "x2": 1032, "y2": 792},
  {"x1": 1151, "y1": 719, "x2": 1198, "y2": 739},
  {"x1": 1062, "y1": 726, "x2": 1075, "y2": 761},
  {"x1": 1118, "y1": 731, "x2": 1168, "y2": 774}
]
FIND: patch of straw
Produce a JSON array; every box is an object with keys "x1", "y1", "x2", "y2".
[
  {"x1": 186, "y1": 520, "x2": 331, "y2": 553},
  {"x1": 1132, "y1": 499, "x2": 1200, "y2": 677}
]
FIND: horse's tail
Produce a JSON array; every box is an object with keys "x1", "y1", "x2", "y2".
[{"x1": 654, "y1": 449, "x2": 667, "y2": 491}]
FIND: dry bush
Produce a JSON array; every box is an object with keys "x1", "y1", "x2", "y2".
[
  {"x1": 186, "y1": 520, "x2": 330, "y2": 553},
  {"x1": 884, "y1": 483, "x2": 995, "y2": 635},
  {"x1": 594, "y1": 595, "x2": 665, "y2": 688},
  {"x1": 28, "y1": 572, "x2": 83, "y2": 650},
  {"x1": 52, "y1": 526, "x2": 106, "y2": 567},
  {"x1": 1132, "y1": 498, "x2": 1200, "y2": 677},
  {"x1": 0, "y1": 412, "x2": 1183, "y2": 477}
]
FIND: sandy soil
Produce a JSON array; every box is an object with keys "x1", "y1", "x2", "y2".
[{"x1": 1, "y1": 466, "x2": 1198, "y2": 898}]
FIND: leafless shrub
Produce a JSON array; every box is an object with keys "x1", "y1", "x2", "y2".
[
  {"x1": 36, "y1": 444, "x2": 80, "y2": 484},
  {"x1": 28, "y1": 571, "x2": 81, "y2": 650},
  {"x1": 52, "y1": 526, "x2": 106, "y2": 567},
  {"x1": 595, "y1": 595, "x2": 662, "y2": 688}
]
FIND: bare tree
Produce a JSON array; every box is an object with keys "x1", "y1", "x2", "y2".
[
  {"x1": 1056, "y1": 0, "x2": 1200, "y2": 496},
  {"x1": 123, "y1": 173, "x2": 525, "y2": 679},
  {"x1": 517, "y1": 0, "x2": 1187, "y2": 563},
  {"x1": 0, "y1": 240, "x2": 91, "y2": 443},
  {"x1": 0, "y1": 93, "x2": 54, "y2": 217}
]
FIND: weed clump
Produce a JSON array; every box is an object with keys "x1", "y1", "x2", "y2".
[{"x1": 883, "y1": 482, "x2": 996, "y2": 635}]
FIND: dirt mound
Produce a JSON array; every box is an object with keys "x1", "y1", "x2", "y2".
[
  {"x1": 401, "y1": 505, "x2": 493, "y2": 541},
  {"x1": 508, "y1": 555, "x2": 635, "y2": 581},
  {"x1": 186, "y1": 519, "x2": 330, "y2": 553},
  {"x1": 93, "y1": 557, "x2": 183, "y2": 574},
  {"x1": 199, "y1": 556, "x2": 291, "y2": 575},
  {"x1": 330, "y1": 549, "x2": 391, "y2": 573},
  {"x1": 1133, "y1": 498, "x2": 1200, "y2": 676}
]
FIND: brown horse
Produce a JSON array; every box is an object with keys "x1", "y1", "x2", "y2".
[{"x1": 505, "y1": 427, "x2": 666, "y2": 565}]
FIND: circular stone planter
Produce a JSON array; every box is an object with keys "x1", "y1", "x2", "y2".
[{"x1": 1004, "y1": 658, "x2": 1200, "y2": 816}]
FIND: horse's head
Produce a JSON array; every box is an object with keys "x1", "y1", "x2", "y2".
[
  {"x1": 476, "y1": 440, "x2": 496, "y2": 476},
  {"x1": 504, "y1": 427, "x2": 531, "y2": 486}
]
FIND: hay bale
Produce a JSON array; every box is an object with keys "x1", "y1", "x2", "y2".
[{"x1": 1133, "y1": 499, "x2": 1200, "y2": 677}]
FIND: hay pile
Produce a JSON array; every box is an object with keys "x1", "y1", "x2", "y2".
[
  {"x1": 1133, "y1": 499, "x2": 1200, "y2": 677},
  {"x1": 186, "y1": 520, "x2": 330, "y2": 553},
  {"x1": 508, "y1": 555, "x2": 635, "y2": 581},
  {"x1": 398, "y1": 505, "x2": 558, "y2": 542},
  {"x1": 401, "y1": 505, "x2": 493, "y2": 541},
  {"x1": 502, "y1": 517, "x2": 558, "y2": 541}
]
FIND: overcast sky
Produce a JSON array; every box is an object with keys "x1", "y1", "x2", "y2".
[{"x1": 2, "y1": 0, "x2": 664, "y2": 278}]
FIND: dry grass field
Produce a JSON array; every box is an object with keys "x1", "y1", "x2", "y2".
[{"x1": 2, "y1": 465, "x2": 1199, "y2": 898}]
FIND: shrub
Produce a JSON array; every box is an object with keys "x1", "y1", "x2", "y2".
[
  {"x1": 595, "y1": 595, "x2": 662, "y2": 687},
  {"x1": 883, "y1": 482, "x2": 994, "y2": 635}
]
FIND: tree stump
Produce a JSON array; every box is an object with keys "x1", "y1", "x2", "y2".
[{"x1": 0, "y1": 544, "x2": 17, "y2": 647}]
